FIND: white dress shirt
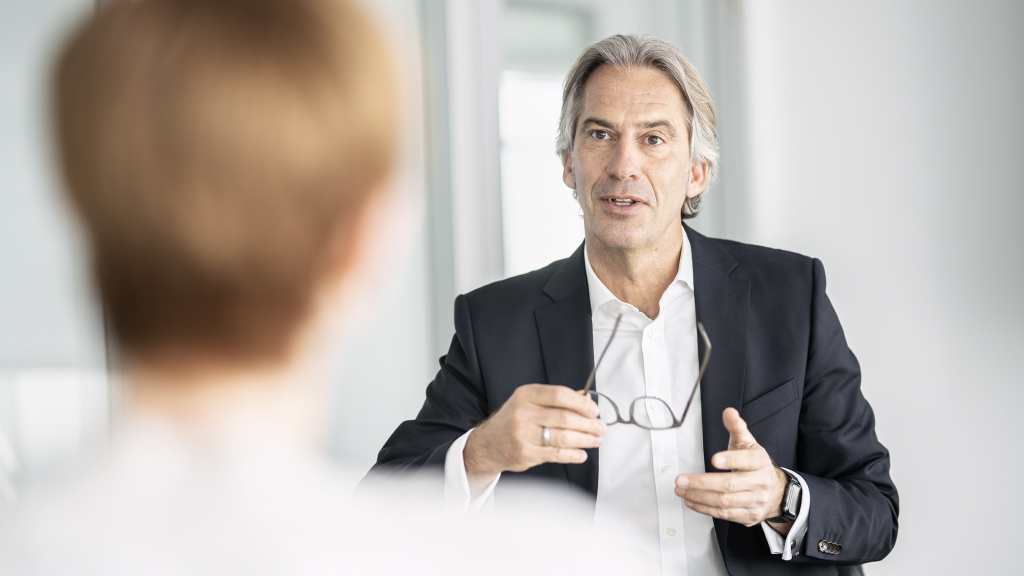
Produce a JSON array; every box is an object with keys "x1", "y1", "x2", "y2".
[{"x1": 445, "y1": 228, "x2": 809, "y2": 572}]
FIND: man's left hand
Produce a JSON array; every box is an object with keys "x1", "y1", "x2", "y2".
[{"x1": 675, "y1": 407, "x2": 789, "y2": 530}]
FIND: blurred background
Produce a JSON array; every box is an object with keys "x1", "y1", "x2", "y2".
[{"x1": 1, "y1": 0, "x2": 1021, "y2": 573}]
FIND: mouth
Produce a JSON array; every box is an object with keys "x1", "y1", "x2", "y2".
[{"x1": 598, "y1": 195, "x2": 646, "y2": 213}]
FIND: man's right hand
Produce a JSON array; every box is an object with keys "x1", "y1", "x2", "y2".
[{"x1": 463, "y1": 384, "x2": 607, "y2": 486}]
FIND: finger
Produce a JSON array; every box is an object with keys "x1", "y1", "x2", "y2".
[
  {"x1": 676, "y1": 487, "x2": 761, "y2": 510},
  {"x1": 676, "y1": 471, "x2": 761, "y2": 493},
  {"x1": 710, "y1": 448, "x2": 770, "y2": 472},
  {"x1": 538, "y1": 446, "x2": 589, "y2": 465},
  {"x1": 541, "y1": 427, "x2": 603, "y2": 449},
  {"x1": 683, "y1": 499, "x2": 759, "y2": 527},
  {"x1": 536, "y1": 408, "x2": 607, "y2": 436},
  {"x1": 529, "y1": 385, "x2": 600, "y2": 418},
  {"x1": 723, "y1": 407, "x2": 756, "y2": 450}
]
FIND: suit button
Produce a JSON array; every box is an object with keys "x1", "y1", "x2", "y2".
[{"x1": 818, "y1": 541, "x2": 828, "y2": 553}]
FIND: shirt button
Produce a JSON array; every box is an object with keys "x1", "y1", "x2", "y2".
[
  {"x1": 660, "y1": 463, "x2": 670, "y2": 474},
  {"x1": 648, "y1": 329, "x2": 655, "y2": 339},
  {"x1": 666, "y1": 528, "x2": 677, "y2": 536}
]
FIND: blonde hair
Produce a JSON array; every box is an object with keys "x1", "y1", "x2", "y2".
[
  {"x1": 53, "y1": 0, "x2": 396, "y2": 363},
  {"x1": 556, "y1": 34, "x2": 718, "y2": 218}
]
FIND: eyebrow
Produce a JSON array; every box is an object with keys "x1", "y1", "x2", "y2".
[
  {"x1": 579, "y1": 117, "x2": 613, "y2": 131},
  {"x1": 578, "y1": 117, "x2": 677, "y2": 136},
  {"x1": 639, "y1": 120, "x2": 676, "y2": 135}
]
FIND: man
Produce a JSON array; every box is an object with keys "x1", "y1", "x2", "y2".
[{"x1": 372, "y1": 34, "x2": 897, "y2": 575}]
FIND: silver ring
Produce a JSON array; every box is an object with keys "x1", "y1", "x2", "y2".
[{"x1": 541, "y1": 426, "x2": 551, "y2": 447}]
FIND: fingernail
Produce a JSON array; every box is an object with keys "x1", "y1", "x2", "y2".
[
  {"x1": 714, "y1": 455, "x2": 725, "y2": 468},
  {"x1": 677, "y1": 476, "x2": 689, "y2": 488},
  {"x1": 590, "y1": 406, "x2": 600, "y2": 417},
  {"x1": 684, "y1": 500, "x2": 693, "y2": 508}
]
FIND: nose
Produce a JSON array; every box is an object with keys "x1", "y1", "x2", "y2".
[{"x1": 606, "y1": 139, "x2": 642, "y2": 181}]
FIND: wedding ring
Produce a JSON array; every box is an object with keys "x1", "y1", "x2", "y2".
[{"x1": 541, "y1": 426, "x2": 551, "y2": 447}]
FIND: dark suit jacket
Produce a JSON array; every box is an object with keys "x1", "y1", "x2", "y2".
[{"x1": 371, "y1": 225, "x2": 898, "y2": 575}]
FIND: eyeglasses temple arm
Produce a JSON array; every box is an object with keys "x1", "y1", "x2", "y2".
[
  {"x1": 677, "y1": 322, "x2": 712, "y2": 425},
  {"x1": 583, "y1": 313, "x2": 623, "y2": 394}
]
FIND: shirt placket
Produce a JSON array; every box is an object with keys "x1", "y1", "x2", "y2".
[{"x1": 642, "y1": 315, "x2": 688, "y2": 576}]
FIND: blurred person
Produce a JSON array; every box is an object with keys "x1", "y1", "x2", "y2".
[
  {"x1": 372, "y1": 34, "x2": 898, "y2": 575},
  {"x1": 0, "y1": 1, "x2": 634, "y2": 574}
]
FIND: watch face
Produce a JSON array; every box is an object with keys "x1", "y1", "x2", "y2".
[{"x1": 783, "y1": 480, "x2": 801, "y2": 516}]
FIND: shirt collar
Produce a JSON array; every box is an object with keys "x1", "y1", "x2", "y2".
[{"x1": 583, "y1": 225, "x2": 694, "y2": 318}]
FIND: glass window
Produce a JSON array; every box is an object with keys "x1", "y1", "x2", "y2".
[{"x1": 499, "y1": 2, "x2": 592, "y2": 277}]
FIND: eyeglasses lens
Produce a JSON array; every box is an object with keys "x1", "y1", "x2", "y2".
[
  {"x1": 588, "y1": 392, "x2": 620, "y2": 424},
  {"x1": 630, "y1": 397, "x2": 676, "y2": 430}
]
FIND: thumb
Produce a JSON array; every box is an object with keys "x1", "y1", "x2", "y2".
[{"x1": 723, "y1": 407, "x2": 756, "y2": 450}]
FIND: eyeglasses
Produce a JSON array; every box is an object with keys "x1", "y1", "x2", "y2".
[{"x1": 582, "y1": 313, "x2": 712, "y2": 430}]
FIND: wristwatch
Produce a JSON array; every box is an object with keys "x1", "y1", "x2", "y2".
[{"x1": 766, "y1": 469, "x2": 801, "y2": 523}]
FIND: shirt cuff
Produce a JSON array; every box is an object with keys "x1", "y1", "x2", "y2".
[
  {"x1": 760, "y1": 467, "x2": 810, "y2": 561},
  {"x1": 444, "y1": 428, "x2": 500, "y2": 514}
]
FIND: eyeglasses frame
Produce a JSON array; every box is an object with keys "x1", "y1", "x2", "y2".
[{"x1": 582, "y1": 313, "x2": 712, "y2": 430}]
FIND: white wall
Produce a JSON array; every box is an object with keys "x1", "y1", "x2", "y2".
[
  {"x1": 0, "y1": 1, "x2": 101, "y2": 374},
  {"x1": 719, "y1": 1, "x2": 1024, "y2": 572},
  {"x1": 0, "y1": 0, "x2": 107, "y2": 491}
]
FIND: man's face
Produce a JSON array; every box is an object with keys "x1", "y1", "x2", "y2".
[{"x1": 562, "y1": 65, "x2": 707, "y2": 254}]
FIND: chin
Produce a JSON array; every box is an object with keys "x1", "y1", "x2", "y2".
[{"x1": 589, "y1": 227, "x2": 647, "y2": 251}]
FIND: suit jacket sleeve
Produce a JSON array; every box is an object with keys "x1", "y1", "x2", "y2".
[
  {"x1": 790, "y1": 258, "x2": 899, "y2": 564},
  {"x1": 368, "y1": 293, "x2": 490, "y2": 478}
]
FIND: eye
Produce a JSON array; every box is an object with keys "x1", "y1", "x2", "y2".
[
  {"x1": 645, "y1": 135, "x2": 664, "y2": 145},
  {"x1": 591, "y1": 130, "x2": 611, "y2": 140}
]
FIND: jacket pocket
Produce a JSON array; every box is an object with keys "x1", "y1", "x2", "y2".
[{"x1": 741, "y1": 379, "x2": 798, "y2": 427}]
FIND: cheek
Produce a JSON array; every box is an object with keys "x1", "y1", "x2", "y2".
[
  {"x1": 571, "y1": 162, "x2": 601, "y2": 195},
  {"x1": 647, "y1": 163, "x2": 690, "y2": 199}
]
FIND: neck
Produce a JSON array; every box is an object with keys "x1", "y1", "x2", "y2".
[
  {"x1": 123, "y1": 353, "x2": 322, "y2": 455},
  {"x1": 586, "y1": 225, "x2": 683, "y2": 320}
]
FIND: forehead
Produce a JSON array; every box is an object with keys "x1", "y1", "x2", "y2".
[{"x1": 578, "y1": 65, "x2": 687, "y2": 125}]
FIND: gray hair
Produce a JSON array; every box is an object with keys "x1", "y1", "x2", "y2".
[{"x1": 556, "y1": 34, "x2": 718, "y2": 219}]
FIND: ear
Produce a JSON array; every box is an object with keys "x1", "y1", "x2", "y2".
[
  {"x1": 686, "y1": 161, "x2": 709, "y2": 199},
  {"x1": 561, "y1": 150, "x2": 577, "y2": 190},
  {"x1": 319, "y1": 177, "x2": 400, "y2": 293}
]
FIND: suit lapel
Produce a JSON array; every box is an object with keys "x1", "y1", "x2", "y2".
[
  {"x1": 687, "y1": 224, "x2": 750, "y2": 555},
  {"x1": 534, "y1": 243, "x2": 598, "y2": 496}
]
